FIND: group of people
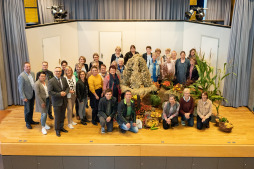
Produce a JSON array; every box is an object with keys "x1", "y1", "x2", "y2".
[{"x1": 17, "y1": 45, "x2": 208, "y2": 137}]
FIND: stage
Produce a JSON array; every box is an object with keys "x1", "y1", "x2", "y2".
[{"x1": 0, "y1": 105, "x2": 254, "y2": 157}]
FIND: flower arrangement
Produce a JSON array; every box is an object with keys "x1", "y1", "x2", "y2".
[
  {"x1": 161, "y1": 80, "x2": 172, "y2": 90},
  {"x1": 172, "y1": 83, "x2": 184, "y2": 93},
  {"x1": 153, "y1": 82, "x2": 160, "y2": 89},
  {"x1": 136, "y1": 102, "x2": 152, "y2": 115}
]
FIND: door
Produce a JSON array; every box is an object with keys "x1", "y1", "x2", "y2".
[
  {"x1": 42, "y1": 36, "x2": 61, "y2": 71},
  {"x1": 100, "y1": 32, "x2": 122, "y2": 68}
]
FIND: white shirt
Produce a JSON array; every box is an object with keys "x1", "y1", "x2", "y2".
[
  {"x1": 42, "y1": 83, "x2": 49, "y2": 98},
  {"x1": 65, "y1": 75, "x2": 76, "y2": 98},
  {"x1": 25, "y1": 72, "x2": 34, "y2": 89}
]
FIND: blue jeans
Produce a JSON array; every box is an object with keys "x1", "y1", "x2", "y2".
[
  {"x1": 119, "y1": 121, "x2": 138, "y2": 133},
  {"x1": 78, "y1": 98, "x2": 88, "y2": 119},
  {"x1": 180, "y1": 113, "x2": 194, "y2": 127},
  {"x1": 41, "y1": 98, "x2": 49, "y2": 127}
]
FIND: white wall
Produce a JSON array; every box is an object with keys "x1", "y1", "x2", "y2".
[
  {"x1": 183, "y1": 22, "x2": 231, "y2": 92},
  {"x1": 77, "y1": 21, "x2": 184, "y2": 65},
  {"x1": 26, "y1": 22, "x2": 79, "y2": 74}
]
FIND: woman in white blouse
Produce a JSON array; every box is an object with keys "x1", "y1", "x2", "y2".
[
  {"x1": 161, "y1": 55, "x2": 175, "y2": 80},
  {"x1": 34, "y1": 72, "x2": 51, "y2": 135},
  {"x1": 64, "y1": 66, "x2": 77, "y2": 129}
]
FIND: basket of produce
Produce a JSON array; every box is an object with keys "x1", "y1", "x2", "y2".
[
  {"x1": 145, "y1": 118, "x2": 159, "y2": 128},
  {"x1": 219, "y1": 122, "x2": 233, "y2": 133}
]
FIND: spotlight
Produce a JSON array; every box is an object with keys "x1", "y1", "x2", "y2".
[
  {"x1": 185, "y1": 7, "x2": 207, "y2": 21},
  {"x1": 185, "y1": 9, "x2": 194, "y2": 20},
  {"x1": 47, "y1": 5, "x2": 68, "y2": 22}
]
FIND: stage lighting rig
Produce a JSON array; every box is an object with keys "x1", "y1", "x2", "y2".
[
  {"x1": 185, "y1": 7, "x2": 207, "y2": 21},
  {"x1": 47, "y1": 5, "x2": 68, "y2": 22}
]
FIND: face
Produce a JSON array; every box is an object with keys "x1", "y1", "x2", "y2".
[
  {"x1": 66, "y1": 68, "x2": 72, "y2": 76},
  {"x1": 146, "y1": 48, "x2": 151, "y2": 54},
  {"x1": 39, "y1": 73, "x2": 46, "y2": 82},
  {"x1": 191, "y1": 50, "x2": 195, "y2": 56},
  {"x1": 115, "y1": 49, "x2": 121, "y2": 54},
  {"x1": 112, "y1": 62, "x2": 117, "y2": 68},
  {"x1": 80, "y1": 72, "x2": 86, "y2": 79},
  {"x1": 125, "y1": 92, "x2": 132, "y2": 100},
  {"x1": 24, "y1": 63, "x2": 31, "y2": 73},
  {"x1": 165, "y1": 50, "x2": 170, "y2": 55},
  {"x1": 54, "y1": 68, "x2": 62, "y2": 78},
  {"x1": 100, "y1": 66, "x2": 106, "y2": 73},
  {"x1": 190, "y1": 59, "x2": 195, "y2": 65},
  {"x1": 79, "y1": 58, "x2": 85, "y2": 64},
  {"x1": 93, "y1": 55, "x2": 99, "y2": 62},
  {"x1": 171, "y1": 52, "x2": 177, "y2": 59},
  {"x1": 130, "y1": 47, "x2": 136, "y2": 53},
  {"x1": 152, "y1": 54, "x2": 157, "y2": 60},
  {"x1": 180, "y1": 53, "x2": 186, "y2": 59},
  {"x1": 118, "y1": 60, "x2": 123, "y2": 66},
  {"x1": 61, "y1": 63, "x2": 67, "y2": 70},
  {"x1": 105, "y1": 92, "x2": 112, "y2": 100},
  {"x1": 76, "y1": 66, "x2": 81, "y2": 72},
  {"x1": 42, "y1": 63, "x2": 48, "y2": 71},
  {"x1": 92, "y1": 68, "x2": 98, "y2": 76},
  {"x1": 184, "y1": 90, "x2": 190, "y2": 98},
  {"x1": 202, "y1": 93, "x2": 208, "y2": 101},
  {"x1": 156, "y1": 51, "x2": 161, "y2": 57},
  {"x1": 109, "y1": 68, "x2": 116, "y2": 75},
  {"x1": 169, "y1": 97, "x2": 175, "y2": 104}
]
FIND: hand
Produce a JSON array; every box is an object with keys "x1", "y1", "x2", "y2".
[
  {"x1": 167, "y1": 118, "x2": 171, "y2": 124},
  {"x1": 41, "y1": 103, "x2": 46, "y2": 108},
  {"x1": 202, "y1": 117, "x2": 206, "y2": 123},
  {"x1": 95, "y1": 95, "x2": 99, "y2": 100},
  {"x1": 132, "y1": 123, "x2": 137, "y2": 127},
  {"x1": 23, "y1": 98, "x2": 28, "y2": 102},
  {"x1": 60, "y1": 92, "x2": 66, "y2": 96},
  {"x1": 101, "y1": 93, "x2": 104, "y2": 97},
  {"x1": 69, "y1": 90, "x2": 75, "y2": 94},
  {"x1": 106, "y1": 117, "x2": 111, "y2": 122},
  {"x1": 126, "y1": 123, "x2": 131, "y2": 128},
  {"x1": 200, "y1": 115, "x2": 205, "y2": 119},
  {"x1": 185, "y1": 113, "x2": 190, "y2": 119}
]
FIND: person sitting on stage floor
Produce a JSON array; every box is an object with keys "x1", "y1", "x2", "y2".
[
  {"x1": 197, "y1": 92, "x2": 212, "y2": 130},
  {"x1": 34, "y1": 72, "x2": 51, "y2": 135},
  {"x1": 179, "y1": 88, "x2": 195, "y2": 127},
  {"x1": 48, "y1": 67, "x2": 70, "y2": 137},
  {"x1": 76, "y1": 70, "x2": 89, "y2": 125},
  {"x1": 36, "y1": 61, "x2": 54, "y2": 120},
  {"x1": 98, "y1": 89, "x2": 117, "y2": 133},
  {"x1": 162, "y1": 94, "x2": 179, "y2": 129},
  {"x1": 89, "y1": 53, "x2": 103, "y2": 71},
  {"x1": 99, "y1": 64, "x2": 108, "y2": 80},
  {"x1": 18, "y1": 62, "x2": 39, "y2": 129},
  {"x1": 88, "y1": 66, "x2": 103, "y2": 125},
  {"x1": 117, "y1": 90, "x2": 138, "y2": 133}
]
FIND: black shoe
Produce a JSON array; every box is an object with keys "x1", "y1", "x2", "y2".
[
  {"x1": 72, "y1": 113, "x2": 75, "y2": 118},
  {"x1": 60, "y1": 128, "x2": 68, "y2": 133},
  {"x1": 31, "y1": 121, "x2": 39, "y2": 125},
  {"x1": 206, "y1": 124, "x2": 210, "y2": 128},
  {"x1": 119, "y1": 126, "x2": 126, "y2": 133},
  {"x1": 84, "y1": 117, "x2": 90, "y2": 122},
  {"x1": 81, "y1": 120, "x2": 87, "y2": 125},
  {"x1": 92, "y1": 120, "x2": 98, "y2": 126},
  {"x1": 26, "y1": 123, "x2": 32, "y2": 129},
  {"x1": 48, "y1": 115, "x2": 54, "y2": 120},
  {"x1": 56, "y1": 130, "x2": 61, "y2": 137}
]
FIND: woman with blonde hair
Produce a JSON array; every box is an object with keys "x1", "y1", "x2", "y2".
[
  {"x1": 64, "y1": 66, "x2": 77, "y2": 129},
  {"x1": 111, "y1": 46, "x2": 123, "y2": 64},
  {"x1": 161, "y1": 48, "x2": 171, "y2": 65},
  {"x1": 76, "y1": 56, "x2": 88, "y2": 72},
  {"x1": 179, "y1": 88, "x2": 194, "y2": 127},
  {"x1": 161, "y1": 54, "x2": 175, "y2": 80}
]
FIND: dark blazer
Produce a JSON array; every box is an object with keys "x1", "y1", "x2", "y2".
[
  {"x1": 98, "y1": 96, "x2": 117, "y2": 119},
  {"x1": 124, "y1": 51, "x2": 139, "y2": 65},
  {"x1": 48, "y1": 77, "x2": 69, "y2": 107},
  {"x1": 110, "y1": 53, "x2": 123, "y2": 63},
  {"x1": 74, "y1": 63, "x2": 88, "y2": 72},
  {"x1": 188, "y1": 66, "x2": 199, "y2": 81},
  {"x1": 76, "y1": 79, "x2": 89, "y2": 101},
  {"x1": 117, "y1": 99, "x2": 136, "y2": 124},
  {"x1": 36, "y1": 70, "x2": 54, "y2": 81},
  {"x1": 89, "y1": 61, "x2": 103, "y2": 71},
  {"x1": 142, "y1": 53, "x2": 152, "y2": 63}
]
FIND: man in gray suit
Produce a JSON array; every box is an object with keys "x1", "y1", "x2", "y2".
[
  {"x1": 18, "y1": 62, "x2": 39, "y2": 129},
  {"x1": 48, "y1": 67, "x2": 69, "y2": 137}
]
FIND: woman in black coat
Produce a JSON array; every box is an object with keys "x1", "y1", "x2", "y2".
[
  {"x1": 111, "y1": 46, "x2": 123, "y2": 64},
  {"x1": 186, "y1": 57, "x2": 199, "y2": 85},
  {"x1": 124, "y1": 45, "x2": 139, "y2": 65}
]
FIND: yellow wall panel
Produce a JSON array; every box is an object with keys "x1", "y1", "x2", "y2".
[
  {"x1": 24, "y1": 0, "x2": 37, "y2": 7},
  {"x1": 190, "y1": 0, "x2": 197, "y2": 6},
  {"x1": 25, "y1": 8, "x2": 38, "y2": 23}
]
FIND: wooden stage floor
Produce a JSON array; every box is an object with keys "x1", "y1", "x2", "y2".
[{"x1": 0, "y1": 105, "x2": 254, "y2": 157}]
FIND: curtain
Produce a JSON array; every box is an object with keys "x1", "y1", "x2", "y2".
[
  {"x1": 206, "y1": 0, "x2": 232, "y2": 25},
  {"x1": 248, "y1": 41, "x2": 254, "y2": 111},
  {"x1": 0, "y1": 0, "x2": 30, "y2": 105},
  {"x1": 223, "y1": 0, "x2": 254, "y2": 107},
  {"x1": 37, "y1": 0, "x2": 63, "y2": 24},
  {"x1": 59, "y1": 0, "x2": 190, "y2": 20}
]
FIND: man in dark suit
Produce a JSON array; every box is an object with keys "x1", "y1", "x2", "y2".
[
  {"x1": 142, "y1": 46, "x2": 152, "y2": 65},
  {"x1": 48, "y1": 67, "x2": 70, "y2": 137},
  {"x1": 36, "y1": 61, "x2": 54, "y2": 119},
  {"x1": 18, "y1": 62, "x2": 39, "y2": 129}
]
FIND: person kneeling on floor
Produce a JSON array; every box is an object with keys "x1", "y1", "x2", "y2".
[
  {"x1": 98, "y1": 89, "x2": 117, "y2": 133},
  {"x1": 117, "y1": 90, "x2": 138, "y2": 133},
  {"x1": 197, "y1": 92, "x2": 212, "y2": 130}
]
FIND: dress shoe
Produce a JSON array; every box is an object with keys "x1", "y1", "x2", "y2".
[
  {"x1": 56, "y1": 130, "x2": 61, "y2": 137},
  {"x1": 60, "y1": 128, "x2": 68, "y2": 133},
  {"x1": 48, "y1": 115, "x2": 54, "y2": 120},
  {"x1": 26, "y1": 123, "x2": 32, "y2": 129},
  {"x1": 81, "y1": 120, "x2": 87, "y2": 125},
  {"x1": 84, "y1": 117, "x2": 90, "y2": 122},
  {"x1": 92, "y1": 120, "x2": 98, "y2": 126},
  {"x1": 119, "y1": 125, "x2": 126, "y2": 133},
  {"x1": 31, "y1": 121, "x2": 39, "y2": 125},
  {"x1": 76, "y1": 116, "x2": 80, "y2": 120}
]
